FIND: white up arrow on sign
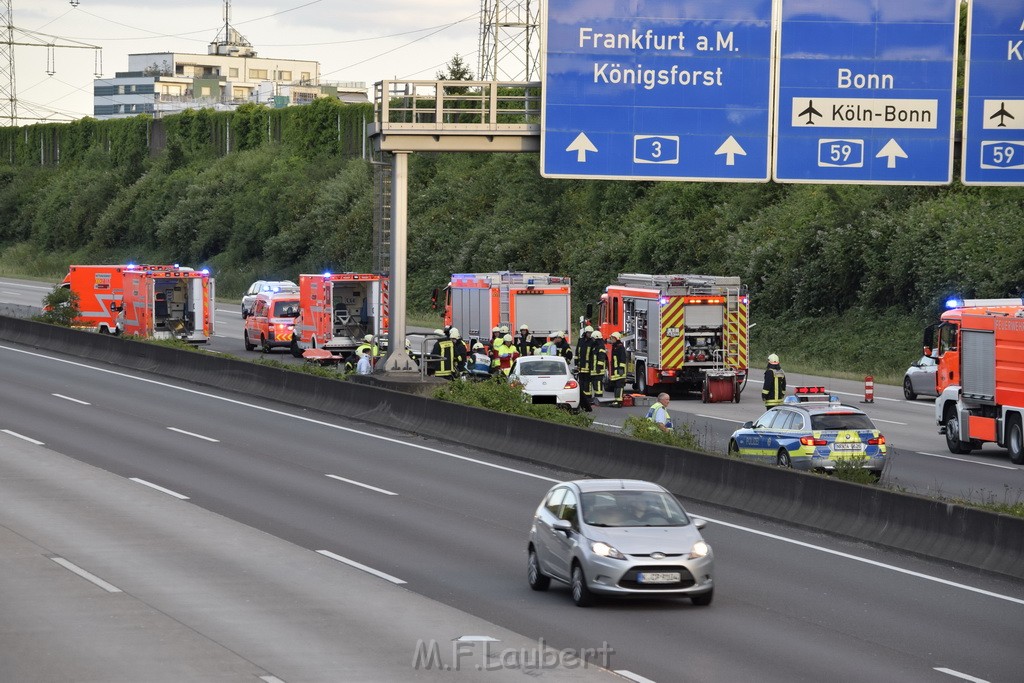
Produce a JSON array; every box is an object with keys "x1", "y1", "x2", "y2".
[
  {"x1": 565, "y1": 133, "x2": 597, "y2": 162},
  {"x1": 714, "y1": 136, "x2": 746, "y2": 166},
  {"x1": 875, "y1": 139, "x2": 908, "y2": 168}
]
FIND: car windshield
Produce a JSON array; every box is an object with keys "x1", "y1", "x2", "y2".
[
  {"x1": 810, "y1": 412, "x2": 876, "y2": 430},
  {"x1": 273, "y1": 300, "x2": 299, "y2": 317},
  {"x1": 580, "y1": 490, "x2": 690, "y2": 527},
  {"x1": 519, "y1": 361, "x2": 566, "y2": 376}
]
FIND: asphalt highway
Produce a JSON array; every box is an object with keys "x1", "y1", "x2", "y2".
[
  {"x1": 1, "y1": 341, "x2": 1022, "y2": 682},
  {"x1": 5, "y1": 274, "x2": 1023, "y2": 504}
]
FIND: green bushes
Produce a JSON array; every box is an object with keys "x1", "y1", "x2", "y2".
[
  {"x1": 37, "y1": 285, "x2": 78, "y2": 327},
  {"x1": 622, "y1": 415, "x2": 703, "y2": 451},
  {"x1": 433, "y1": 377, "x2": 594, "y2": 428}
]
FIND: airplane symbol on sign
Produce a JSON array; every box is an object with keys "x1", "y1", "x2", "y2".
[
  {"x1": 990, "y1": 102, "x2": 1015, "y2": 128},
  {"x1": 799, "y1": 100, "x2": 822, "y2": 125}
]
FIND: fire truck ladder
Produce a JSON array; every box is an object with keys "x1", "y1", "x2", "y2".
[{"x1": 371, "y1": 153, "x2": 391, "y2": 347}]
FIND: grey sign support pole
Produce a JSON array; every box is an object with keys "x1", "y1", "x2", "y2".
[{"x1": 382, "y1": 150, "x2": 417, "y2": 372}]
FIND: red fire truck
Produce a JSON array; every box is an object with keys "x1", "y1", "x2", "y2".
[
  {"x1": 593, "y1": 274, "x2": 749, "y2": 397},
  {"x1": 434, "y1": 272, "x2": 572, "y2": 342},
  {"x1": 929, "y1": 298, "x2": 1024, "y2": 463}
]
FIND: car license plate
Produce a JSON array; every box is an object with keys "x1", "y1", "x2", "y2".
[
  {"x1": 832, "y1": 442, "x2": 865, "y2": 452},
  {"x1": 637, "y1": 572, "x2": 680, "y2": 584}
]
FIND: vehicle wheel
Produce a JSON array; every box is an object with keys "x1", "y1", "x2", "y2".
[
  {"x1": 290, "y1": 338, "x2": 303, "y2": 358},
  {"x1": 903, "y1": 377, "x2": 917, "y2": 401},
  {"x1": 570, "y1": 563, "x2": 595, "y2": 607},
  {"x1": 527, "y1": 548, "x2": 550, "y2": 592},
  {"x1": 260, "y1": 335, "x2": 270, "y2": 353},
  {"x1": 243, "y1": 331, "x2": 255, "y2": 351},
  {"x1": 1007, "y1": 418, "x2": 1024, "y2": 464},
  {"x1": 635, "y1": 363, "x2": 653, "y2": 396},
  {"x1": 727, "y1": 439, "x2": 741, "y2": 459},
  {"x1": 944, "y1": 414, "x2": 973, "y2": 454},
  {"x1": 690, "y1": 588, "x2": 714, "y2": 606},
  {"x1": 776, "y1": 449, "x2": 792, "y2": 468}
]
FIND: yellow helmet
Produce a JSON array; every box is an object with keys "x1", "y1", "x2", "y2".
[{"x1": 768, "y1": 353, "x2": 780, "y2": 364}]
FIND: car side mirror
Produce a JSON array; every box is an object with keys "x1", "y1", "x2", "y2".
[
  {"x1": 692, "y1": 518, "x2": 707, "y2": 530},
  {"x1": 551, "y1": 519, "x2": 572, "y2": 533},
  {"x1": 743, "y1": 421, "x2": 753, "y2": 428}
]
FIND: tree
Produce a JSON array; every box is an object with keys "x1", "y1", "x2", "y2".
[
  {"x1": 39, "y1": 286, "x2": 80, "y2": 327},
  {"x1": 437, "y1": 54, "x2": 474, "y2": 81}
]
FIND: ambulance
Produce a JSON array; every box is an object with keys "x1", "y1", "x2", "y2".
[
  {"x1": 290, "y1": 272, "x2": 389, "y2": 357},
  {"x1": 60, "y1": 264, "x2": 180, "y2": 334},
  {"x1": 115, "y1": 266, "x2": 215, "y2": 343}
]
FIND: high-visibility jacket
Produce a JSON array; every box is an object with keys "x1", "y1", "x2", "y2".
[
  {"x1": 762, "y1": 366, "x2": 786, "y2": 406},
  {"x1": 609, "y1": 341, "x2": 628, "y2": 381},
  {"x1": 646, "y1": 403, "x2": 673, "y2": 429},
  {"x1": 433, "y1": 338, "x2": 455, "y2": 377},
  {"x1": 355, "y1": 342, "x2": 379, "y2": 358},
  {"x1": 515, "y1": 332, "x2": 535, "y2": 357},
  {"x1": 590, "y1": 343, "x2": 607, "y2": 376},
  {"x1": 538, "y1": 340, "x2": 559, "y2": 356},
  {"x1": 576, "y1": 336, "x2": 591, "y2": 372}
]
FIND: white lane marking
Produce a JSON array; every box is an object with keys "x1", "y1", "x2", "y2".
[
  {"x1": 215, "y1": 308, "x2": 241, "y2": 315},
  {"x1": 316, "y1": 550, "x2": 406, "y2": 584},
  {"x1": 614, "y1": 672, "x2": 656, "y2": 683},
  {"x1": 1, "y1": 282, "x2": 49, "y2": 290},
  {"x1": 2, "y1": 429, "x2": 44, "y2": 445},
  {"x1": 213, "y1": 334, "x2": 232, "y2": 338},
  {"x1": 325, "y1": 474, "x2": 398, "y2": 496},
  {"x1": 593, "y1": 422, "x2": 622, "y2": 430},
  {"x1": 53, "y1": 393, "x2": 91, "y2": 406},
  {"x1": 918, "y1": 452, "x2": 1018, "y2": 471},
  {"x1": 703, "y1": 514, "x2": 1024, "y2": 606},
  {"x1": 167, "y1": 427, "x2": 219, "y2": 443},
  {"x1": 259, "y1": 677, "x2": 287, "y2": 683},
  {"x1": 934, "y1": 668, "x2": 989, "y2": 683},
  {"x1": 0, "y1": 345, "x2": 562, "y2": 483},
  {"x1": 935, "y1": 668, "x2": 990, "y2": 683},
  {"x1": 872, "y1": 418, "x2": 907, "y2": 425},
  {"x1": 748, "y1": 378, "x2": 911, "y2": 404},
  {"x1": 50, "y1": 557, "x2": 122, "y2": 593},
  {"x1": 697, "y1": 414, "x2": 746, "y2": 424},
  {"x1": 129, "y1": 478, "x2": 190, "y2": 500}
]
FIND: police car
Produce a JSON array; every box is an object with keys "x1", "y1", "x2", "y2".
[{"x1": 727, "y1": 387, "x2": 886, "y2": 478}]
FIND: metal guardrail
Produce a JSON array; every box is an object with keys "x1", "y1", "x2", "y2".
[
  {"x1": 372, "y1": 80, "x2": 541, "y2": 132},
  {"x1": 368, "y1": 80, "x2": 541, "y2": 152}
]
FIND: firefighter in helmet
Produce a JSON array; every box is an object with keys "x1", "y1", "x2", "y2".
[
  {"x1": 607, "y1": 331, "x2": 629, "y2": 407},
  {"x1": 577, "y1": 325, "x2": 595, "y2": 410},
  {"x1": 762, "y1": 353, "x2": 786, "y2": 408},
  {"x1": 590, "y1": 330, "x2": 608, "y2": 402}
]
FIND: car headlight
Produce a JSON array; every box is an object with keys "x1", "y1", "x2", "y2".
[
  {"x1": 591, "y1": 541, "x2": 626, "y2": 560},
  {"x1": 688, "y1": 541, "x2": 710, "y2": 559}
]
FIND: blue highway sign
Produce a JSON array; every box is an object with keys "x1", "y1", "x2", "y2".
[
  {"x1": 540, "y1": 0, "x2": 774, "y2": 182},
  {"x1": 773, "y1": 0, "x2": 960, "y2": 185},
  {"x1": 962, "y1": 0, "x2": 1024, "y2": 186}
]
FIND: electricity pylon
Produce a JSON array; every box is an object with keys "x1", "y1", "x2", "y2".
[{"x1": 0, "y1": 0, "x2": 103, "y2": 126}]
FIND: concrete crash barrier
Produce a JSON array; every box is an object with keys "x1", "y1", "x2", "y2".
[{"x1": 3, "y1": 314, "x2": 1023, "y2": 581}]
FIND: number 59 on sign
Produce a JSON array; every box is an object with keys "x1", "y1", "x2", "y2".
[{"x1": 818, "y1": 139, "x2": 864, "y2": 168}]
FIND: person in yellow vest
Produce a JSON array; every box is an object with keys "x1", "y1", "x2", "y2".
[
  {"x1": 762, "y1": 353, "x2": 786, "y2": 408},
  {"x1": 607, "y1": 331, "x2": 629, "y2": 407},
  {"x1": 646, "y1": 393, "x2": 673, "y2": 433}
]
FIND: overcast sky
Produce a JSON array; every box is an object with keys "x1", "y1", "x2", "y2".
[{"x1": 11, "y1": 0, "x2": 483, "y2": 123}]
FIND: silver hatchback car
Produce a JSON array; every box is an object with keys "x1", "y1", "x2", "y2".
[{"x1": 527, "y1": 479, "x2": 714, "y2": 607}]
